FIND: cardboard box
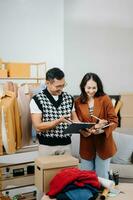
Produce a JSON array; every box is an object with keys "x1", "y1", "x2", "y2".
[
  {"x1": 121, "y1": 116, "x2": 133, "y2": 128},
  {"x1": 6, "y1": 63, "x2": 30, "y2": 78},
  {"x1": 0, "y1": 69, "x2": 8, "y2": 77},
  {"x1": 120, "y1": 94, "x2": 133, "y2": 116},
  {"x1": 35, "y1": 155, "x2": 79, "y2": 193}
]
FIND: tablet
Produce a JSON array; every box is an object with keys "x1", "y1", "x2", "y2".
[{"x1": 63, "y1": 122, "x2": 95, "y2": 134}]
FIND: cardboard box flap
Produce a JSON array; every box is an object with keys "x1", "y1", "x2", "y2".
[{"x1": 35, "y1": 155, "x2": 79, "y2": 169}]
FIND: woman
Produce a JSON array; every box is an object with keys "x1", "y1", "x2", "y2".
[{"x1": 75, "y1": 73, "x2": 118, "y2": 179}]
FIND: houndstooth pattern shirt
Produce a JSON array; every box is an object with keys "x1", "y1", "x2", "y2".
[{"x1": 33, "y1": 88, "x2": 74, "y2": 146}]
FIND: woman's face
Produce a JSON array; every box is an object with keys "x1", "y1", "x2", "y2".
[{"x1": 84, "y1": 79, "x2": 98, "y2": 98}]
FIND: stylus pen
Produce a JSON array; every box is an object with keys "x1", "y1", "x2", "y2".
[
  {"x1": 100, "y1": 188, "x2": 109, "y2": 200},
  {"x1": 64, "y1": 117, "x2": 73, "y2": 123},
  {"x1": 91, "y1": 114, "x2": 101, "y2": 121}
]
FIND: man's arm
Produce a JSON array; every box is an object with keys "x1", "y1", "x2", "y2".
[{"x1": 31, "y1": 113, "x2": 70, "y2": 133}]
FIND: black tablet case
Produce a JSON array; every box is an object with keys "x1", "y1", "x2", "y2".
[{"x1": 63, "y1": 122, "x2": 95, "y2": 134}]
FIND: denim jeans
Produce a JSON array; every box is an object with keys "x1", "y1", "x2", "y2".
[{"x1": 80, "y1": 154, "x2": 111, "y2": 179}]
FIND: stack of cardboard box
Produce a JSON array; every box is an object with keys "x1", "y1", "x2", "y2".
[{"x1": 120, "y1": 93, "x2": 133, "y2": 128}]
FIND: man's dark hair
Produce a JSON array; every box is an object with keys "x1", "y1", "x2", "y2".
[{"x1": 46, "y1": 67, "x2": 64, "y2": 81}]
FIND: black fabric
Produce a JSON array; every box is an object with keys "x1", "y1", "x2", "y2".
[
  {"x1": 56, "y1": 193, "x2": 70, "y2": 200},
  {"x1": 37, "y1": 134, "x2": 71, "y2": 146},
  {"x1": 131, "y1": 152, "x2": 133, "y2": 164}
]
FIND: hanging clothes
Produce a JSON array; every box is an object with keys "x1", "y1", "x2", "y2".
[
  {"x1": 1, "y1": 107, "x2": 8, "y2": 153},
  {"x1": 0, "y1": 91, "x2": 22, "y2": 154},
  {"x1": 0, "y1": 106, "x2": 3, "y2": 155},
  {"x1": 4, "y1": 81, "x2": 18, "y2": 97},
  {"x1": 17, "y1": 84, "x2": 32, "y2": 146}
]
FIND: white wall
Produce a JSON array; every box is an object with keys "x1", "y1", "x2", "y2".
[
  {"x1": 0, "y1": 0, "x2": 64, "y2": 68},
  {"x1": 1, "y1": 0, "x2": 133, "y2": 94},
  {"x1": 64, "y1": 0, "x2": 133, "y2": 95}
]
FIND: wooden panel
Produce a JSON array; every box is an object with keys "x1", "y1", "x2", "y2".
[
  {"x1": 121, "y1": 116, "x2": 133, "y2": 128},
  {"x1": 121, "y1": 94, "x2": 133, "y2": 116}
]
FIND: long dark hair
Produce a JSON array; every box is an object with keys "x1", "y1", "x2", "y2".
[{"x1": 80, "y1": 73, "x2": 105, "y2": 103}]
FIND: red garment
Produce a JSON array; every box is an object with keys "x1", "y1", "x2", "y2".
[{"x1": 47, "y1": 167, "x2": 101, "y2": 197}]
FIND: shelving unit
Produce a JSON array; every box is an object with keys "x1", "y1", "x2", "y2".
[
  {"x1": 0, "y1": 77, "x2": 45, "y2": 80},
  {"x1": 0, "y1": 61, "x2": 47, "y2": 199},
  {"x1": 0, "y1": 151, "x2": 38, "y2": 199},
  {"x1": 0, "y1": 61, "x2": 47, "y2": 83},
  {"x1": 0, "y1": 161, "x2": 34, "y2": 190}
]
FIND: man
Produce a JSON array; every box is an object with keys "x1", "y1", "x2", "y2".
[{"x1": 30, "y1": 67, "x2": 78, "y2": 156}]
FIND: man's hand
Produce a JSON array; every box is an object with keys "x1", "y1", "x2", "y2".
[{"x1": 59, "y1": 115, "x2": 73, "y2": 124}]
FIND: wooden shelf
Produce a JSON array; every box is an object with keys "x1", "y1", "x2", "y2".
[
  {"x1": 0, "y1": 77, "x2": 45, "y2": 80},
  {"x1": 0, "y1": 175, "x2": 34, "y2": 191},
  {"x1": 0, "y1": 161, "x2": 34, "y2": 168},
  {"x1": 1, "y1": 174, "x2": 34, "y2": 182},
  {"x1": 0, "y1": 183, "x2": 35, "y2": 192}
]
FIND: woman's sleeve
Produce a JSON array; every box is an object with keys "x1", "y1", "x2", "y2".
[{"x1": 104, "y1": 96, "x2": 118, "y2": 138}]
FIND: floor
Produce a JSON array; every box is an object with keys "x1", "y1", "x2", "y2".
[{"x1": 107, "y1": 183, "x2": 133, "y2": 200}]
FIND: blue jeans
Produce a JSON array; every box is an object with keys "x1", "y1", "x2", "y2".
[{"x1": 80, "y1": 154, "x2": 111, "y2": 179}]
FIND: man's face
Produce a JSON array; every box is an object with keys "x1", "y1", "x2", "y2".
[{"x1": 46, "y1": 78, "x2": 66, "y2": 96}]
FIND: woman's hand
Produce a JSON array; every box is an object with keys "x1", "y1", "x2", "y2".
[
  {"x1": 80, "y1": 128, "x2": 91, "y2": 137},
  {"x1": 92, "y1": 128, "x2": 104, "y2": 135},
  {"x1": 80, "y1": 126, "x2": 104, "y2": 137},
  {"x1": 90, "y1": 120, "x2": 107, "y2": 135},
  {"x1": 95, "y1": 119, "x2": 108, "y2": 129}
]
